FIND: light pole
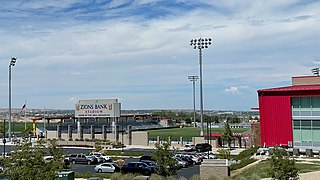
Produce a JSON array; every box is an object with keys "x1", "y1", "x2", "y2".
[
  {"x1": 9, "y1": 57, "x2": 17, "y2": 142},
  {"x1": 188, "y1": 75, "x2": 198, "y2": 128},
  {"x1": 190, "y1": 38, "x2": 212, "y2": 136}
]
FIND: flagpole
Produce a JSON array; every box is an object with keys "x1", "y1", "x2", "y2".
[{"x1": 24, "y1": 100, "x2": 26, "y2": 130}]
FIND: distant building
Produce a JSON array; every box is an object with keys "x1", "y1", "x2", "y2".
[{"x1": 159, "y1": 118, "x2": 175, "y2": 127}]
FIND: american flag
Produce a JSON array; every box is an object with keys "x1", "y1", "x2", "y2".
[{"x1": 21, "y1": 103, "x2": 26, "y2": 113}]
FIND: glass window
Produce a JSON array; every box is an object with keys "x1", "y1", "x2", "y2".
[
  {"x1": 292, "y1": 98, "x2": 300, "y2": 109},
  {"x1": 313, "y1": 130, "x2": 320, "y2": 141},
  {"x1": 293, "y1": 130, "x2": 301, "y2": 141},
  {"x1": 312, "y1": 111, "x2": 320, "y2": 116},
  {"x1": 301, "y1": 120, "x2": 311, "y2": 130},
  {"x1": 312, "y1": 97, "x2": 320, "y2": 110},
  {"x1": 301, "y1": 130, "x2": 312, "y2": 141},
  {"x1": 301, "y1": 97, "x2": 311, "y2": 110},
  {"x1": 293, "y1": 120, "x2": 300, "y2": 129},
  {"x1": 313, "y1": 120, "x2": 320, "y2": 130},
  {"x1": 292, "y1": 111, "x2": 300, "y2": 116},
  {"x1": 301, "y1": 111, "x2": 311, "y2": 116}
]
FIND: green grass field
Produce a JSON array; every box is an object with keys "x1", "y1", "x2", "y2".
[
  {"x1": 148, "y1": 127, "x2": 250, "y2": 141},
  {"x1": 6, "y1": 122, "x2": 57, "y2": 133}
]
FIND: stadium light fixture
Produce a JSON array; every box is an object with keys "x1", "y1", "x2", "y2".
[
  {"x1": 190, "y1": 38, "x2": 212, "y2": 137},
  {"x1": 188, "y1": 75, "x2": 199, "y2": 128}
]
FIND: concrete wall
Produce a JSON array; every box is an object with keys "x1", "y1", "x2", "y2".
[
  {"x1": 193, "y1": 137, "x2": 205, "y2": 145},
  {"x1": 200, "y1": 159, "x2": 230, "y2": 180},
  {"x1": 46, "y1": 130, "x2": 149, "y2": 146},
  {"x1": 132, "y1": 131, "x2": 149, "y2": 146}
]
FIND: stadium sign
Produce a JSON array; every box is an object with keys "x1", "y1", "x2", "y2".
[{"x1": 75, "y1": 99, "x2": 121, "y2": 118}]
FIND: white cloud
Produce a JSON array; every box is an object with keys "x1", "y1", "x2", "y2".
[
  {"x1": 0, "y1": 1, "x2": 319, "y2": 110},
  {"x1": 224, "y1": 86, "x2": 251, "y2": 95}
]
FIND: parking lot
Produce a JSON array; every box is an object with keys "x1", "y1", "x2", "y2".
[{"x1": 71, "y1": 157, "x2": 200, "y2": 179}]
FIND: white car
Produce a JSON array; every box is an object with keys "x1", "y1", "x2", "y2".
[
  {"x1": 174, "y1": 157, "x2": 187, "y2": 168},
  {"x1": 202, "y1": 152, "x2": 215, "y2": 159},
  {"x1": 184, "y1": 144, "x2": 195, "y2": 151},
  {"x1": 187, "y1": 154, "x2": 202, "y2": 164},
  {"x1": 43, "y1": 156, "x2": 54, "y2": 163},
  {"x1": 89, "y1": 152, "x2": 112, "y2": 162},
  {"x1": 94, "y1": 162, "x2": 120, "y2": 173}
]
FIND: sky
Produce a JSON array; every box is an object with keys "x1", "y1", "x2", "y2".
[{"x1": 0, "y1": 0, "x2": 320, "y2": 111}]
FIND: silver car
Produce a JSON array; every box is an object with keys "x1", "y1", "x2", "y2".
[{"x1": 94, "y1": 162, "x2": 120, "y2": 173}]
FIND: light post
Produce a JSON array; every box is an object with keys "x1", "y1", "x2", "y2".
[
  {"x1": 3, "y1": 118, "x2": 6, "y2": 157},
  {"x1": 188, "y1": 75, "x2": 198, "y2": 128},
  {"x1": 190, "y1": 38, "x2": 212, "y2": 136},
  {"x1": 8, "y1": 57, "x2": 17, "y2": 142}
]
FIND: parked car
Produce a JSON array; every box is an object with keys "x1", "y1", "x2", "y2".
[
  {"x1": 43, "y1": 155, "x2": 71, "y2": 166},
  {"x1": 94, "y1": 162, "x2": 120, "y2": 173},
  {"x1": 43, "y1": 156, "x2": 54, "y2": 163},
  {"x1": 139, "y1": 160, "x2": 158, "y2": 168},
  {"x1": 139, "y1": 155, "x2": 154, "y2": 161},
  {"x1": 89, "y1": 152, "x2": 112, "y2": 162},
  {"x1": 195, "y1": 143, "x2": 212, "y2": 152},
  {"x1": 184, "y1": 144, "x2": 195, "y2": 152},
  {"x1": 180, "y1": 156, "x2": 194, "y2": 166},
  {"x1": 186, "y1": 154, "x2": 202, "y2": 164},
  {"x1": 202, "y1": 152, "x2": 215, "y2": 159},
  {"x1": 69, "y1": 154, "x2": 97, "y2": 165},
  {"x1": 121, "y1": 162, "x2": 155, "y2": 175},
  {"x1": 174, "y1": 157, "x2": 188, "y2": 168},
  {"x1": 195, "y1": 153, "x2": 205, "y2": 160}
]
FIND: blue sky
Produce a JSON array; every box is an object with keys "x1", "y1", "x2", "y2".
[{"x1": 0, "y1": 0, "x2": 320, "y2": 110}]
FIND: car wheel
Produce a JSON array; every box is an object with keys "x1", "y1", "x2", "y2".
[
  {"x1": 98, "y1": 169, "x2": 102, "y2": 173},
  {"x1": 72, "y1": 160, "x2": 76, "y2": 164},
  {"x1": 87, "y1": 161, "x2": 91, "y2": 165},
  {"x1": 144, "y1": 171, "x2": 151, "y2": 176}
]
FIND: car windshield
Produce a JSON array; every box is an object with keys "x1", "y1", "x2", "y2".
[{"x1": 101, "y1": 153, "x2": 106, "y2": 156}]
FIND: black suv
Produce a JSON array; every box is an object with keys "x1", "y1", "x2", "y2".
[{"x1": 195, "y1": 143, "x2": 212, "y2": 152}]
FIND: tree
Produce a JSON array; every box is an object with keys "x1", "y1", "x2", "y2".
[
  {"x1": 1, "y1": 138, "x2": 65, "y2": 180},
  {"x1": 268, "y1": 147, "x2": 299, "y2": 180},
  {"x1": 151, "y1": 142, "x2": 179, "y2": 177},
  {"x1": 0, "y1": 123, "x2": 6, "y2": 138},
  {"x1": 216, "y1": 149, "x2": 231, "y2": 160},
  {"x1": 222, "y1": 121, "x2": 233, "y2": 149}
]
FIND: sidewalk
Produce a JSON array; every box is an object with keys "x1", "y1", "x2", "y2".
[{"x1": 261, "y1": 171, "x2": 320, "y2": 180}]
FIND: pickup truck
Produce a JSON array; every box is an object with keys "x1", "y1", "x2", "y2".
[
  {"x1": 121, "y1": 162, "x2": 155, "y2": 175},
  {"x1": 68, "y1": 154, "x2": 97, "y2": 165}
]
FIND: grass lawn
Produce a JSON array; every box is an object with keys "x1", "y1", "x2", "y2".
[
  {"x1": 148, "y1": 127, "x2": 249, "y2": 141},
  {"x1": 232, "y1": 159, "x2": 320, "y2": 179},
  {"x1": 9, "y1": 122, "x2": 57, "y2": 133}
]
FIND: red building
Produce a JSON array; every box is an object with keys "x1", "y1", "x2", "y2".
[{"x1": 258, "y1": 76, "x2": 320, "y2": 147}]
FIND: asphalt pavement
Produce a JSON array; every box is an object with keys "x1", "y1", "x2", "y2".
[
  {"x1": 0, "y1": 143, "x2": 200, "y2": 178},
  {"x1": 71, "y1": 157, "x2": 200, "y2": 179}
]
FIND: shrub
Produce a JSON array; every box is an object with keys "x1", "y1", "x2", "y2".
[
  {"x1": 150, "y1": 174, "x2": 163, "y2": 180},
  {"x1": 110, "y1": 173, "x2": 123, "y2": 180},
  {"x1": 234, "y1": 147, "x2": 259, "y2": 161},
  {"x1": 230, "y1": 158, "x2": 257, "y2": 170},
  {"x1": 122, "y1": 173, "x2": 136, "y2": 180},
  {"x1": 216, "y1": 149, "x2": 231, "y2": 160},
  {"x1": 191, "y1": 175, "x2": 201, "y2": 180}
]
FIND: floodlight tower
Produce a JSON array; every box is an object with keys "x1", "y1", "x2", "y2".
[
  {"x1": 190, "y1": 38, "x2": 212, "y2": 136},
  {"x1": 8, "y1": 57, "x2": 17, "y2": 142},
  {"x1": 188, "y1": 75, "x2": 199, "y2": 128}
]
